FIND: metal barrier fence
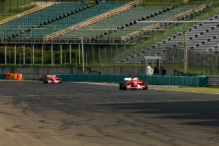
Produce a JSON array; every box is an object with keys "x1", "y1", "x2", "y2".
[
  {"x1": 0, "y1": 73, "x2": 6, "y2": 79},
  {"x1": 207, "y1": 76, "x2": 219, "y2": 87},
  {"x1": 166, "y1": 46, "x2": 219, "y2": 75},
  {"x1": 0, "y1": 44, "x2": 126, "y2": 66},
  {"x1": 0, "y1": 73, "x2": 209, "y2": 87},
  {"x1": 55, "y1": 74, "x2": 207, "y2": 87}
]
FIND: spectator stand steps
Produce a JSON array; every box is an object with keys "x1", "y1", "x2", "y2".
[
  {"x1": 44, "y1": 0, "x2": 141, "y2": 41},
  {"x1": 1, "y1": 2, "x2": 92, "y2": 42}
]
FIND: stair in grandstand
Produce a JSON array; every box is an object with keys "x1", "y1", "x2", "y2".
[
  {"x1": 44, "y1": 0, "x2": 141, "y2": 41},
  {"x1": 0, "y1": 2, "x2": 55, "y2": 25},
  {"x1": 1, "y1": 2, "x2": 93, "y2": 42}
]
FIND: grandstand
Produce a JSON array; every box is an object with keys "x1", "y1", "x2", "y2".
[
  {"x1": 0, "y1": 2, "x2": 93, "y2": 40},
  {"x1": 0, "y1": 0, "x2": 219, "y2": 75},
  {"x1": 55, "y1": 6, "x2": 170, "y2": 43},
  {"x1": 121, "y1": 13, "x2": 219, "y2": 64},
  {"x1": 0, "y1": 0, "x2": 209, "y2": 44}
]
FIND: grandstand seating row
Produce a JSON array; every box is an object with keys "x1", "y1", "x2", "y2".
[
  {"x1": 56, "y1": 6, "x2": 169, "y2": 40},
  {"x1": 10, "y1": 2, "x2": 129, "y2": 40},
  {"x1": 56, "y1": 4, "x2": 204, "y2": 43},
  {"x1": 0, "y1": 2, "x2": 93, "y2": 40},
  {"x1": 0, "y1": 2, "x2": 55, "y2": 25},
  {"x1": 110, "y1": 5, "x2": 198, "y2": 40},
  {"x1": 0, "y1": 1, "x2": 206, "y2": 44},
  {"x1": 45, "y1": 0, "x2": 140, "y2": 41},
  {"x1": 121, "y1": 4, "x2": 208, "y2": 42}
]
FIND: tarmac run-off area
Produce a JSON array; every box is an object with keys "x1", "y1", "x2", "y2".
[{"x1": 0, "y1": 81, "x2": 219, "y2": 146}]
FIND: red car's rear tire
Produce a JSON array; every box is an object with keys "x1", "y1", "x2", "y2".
[
  {"x1": 123, "y1": 81, "x2": 127, "y2": 90},
  {"x1": 143, "y1": 81, "x2": 148, "y2": 90},
  {"x1": 59, "y1": 78, "x2": 62, "y2": 84},
  {"x1": 119, "y1": 81, "x2": 124, "y2": 90},
  {"x1": 43, "y1": 79, "x2": 48, "y2": 84}
]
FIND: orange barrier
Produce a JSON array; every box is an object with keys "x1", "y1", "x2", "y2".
[
  {"x1": 13, "y1": 74, "x2": 18, "y2": 80},
  {"x1": 5, "y1": 73, "x2": 22, "y2": 80},
  {"x1": 17, "y1": 74, "x2": 22, "y2": 80},
  {"x1": 9, "y1": 73, "x2": 14, "y2": 80}
]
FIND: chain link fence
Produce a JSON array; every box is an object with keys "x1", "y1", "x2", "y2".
[{"x1": 166, "y1": 46, "x2": 219, "y2": 75}]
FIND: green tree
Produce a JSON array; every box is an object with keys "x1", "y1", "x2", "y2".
[{"x1": 0, "y1": 0, "x2": 6, "y2": 13}]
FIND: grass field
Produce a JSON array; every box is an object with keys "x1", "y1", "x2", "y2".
[
  {"x1": 152, "y1": 86, "x2": 219, "y2": 94},
  {"x1": 87, "y1": 82, "x2": 219, "y2": 94},
  {"x1": 0, "y1": 0, "x2": 35, "y2": 13}
]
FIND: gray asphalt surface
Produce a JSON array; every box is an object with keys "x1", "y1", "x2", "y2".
[{"x1": 0, "y1": 81, "x2": 219, "y2": 146}]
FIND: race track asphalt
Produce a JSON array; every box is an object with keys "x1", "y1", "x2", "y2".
[{"x1": 0, "y1": 81, "x2": 219, "y2": 146}]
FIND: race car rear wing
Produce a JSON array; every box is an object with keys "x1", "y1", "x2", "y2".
[
  {"x1": 46, "y1": 75, "x2": 56, "y2": 78},
  {"x1": 124, "y1": 77, "x2": 139, "y2": 81}
]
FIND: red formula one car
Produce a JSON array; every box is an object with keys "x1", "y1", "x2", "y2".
[
  {"x1": 119, "y1": 76, "x2": 148, "y2": 90},
  {"x1": 43, "y1": 75, "x2": 62, "y2": 84}
]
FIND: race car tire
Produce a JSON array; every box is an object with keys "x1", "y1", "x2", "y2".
[
  {"x1": 119, "y1": 81, "x2": 124, "y2": 90},
  {"x1": 143, "y1": 81, "x2": 148, "y2": 90},
  {"x1": 123, "y1": 81, "x2": 127, "y2": 90},
  {"x1": 59, "y1": 78, "x2": 62, "y2": 84}
]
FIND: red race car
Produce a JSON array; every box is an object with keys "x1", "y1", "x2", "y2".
[
  {"x1": 119, "y1": 76, "x2": 148, "y2": 90},
  {"x1": 43, "y1": 75, "x2": 62, "y2": 84}
]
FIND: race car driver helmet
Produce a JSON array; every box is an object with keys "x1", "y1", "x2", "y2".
[{"x1": 131, "y1": 75, "x2": 134, "y2": 79}]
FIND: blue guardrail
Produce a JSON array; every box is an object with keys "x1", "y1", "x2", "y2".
[{"x1": 0, "y1": 74, "x2": 6, "y2": 80}]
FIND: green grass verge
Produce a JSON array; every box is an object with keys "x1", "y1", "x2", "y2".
[
  {"x1": 0, "y1": 0, "x2": 35, "y2": 13},
  {"x1": 151, "y1": 86, "x2": 219, "y2": 94},
  {"x1": 0, "y1": 16, "x2": 8, "y2": 21}
]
